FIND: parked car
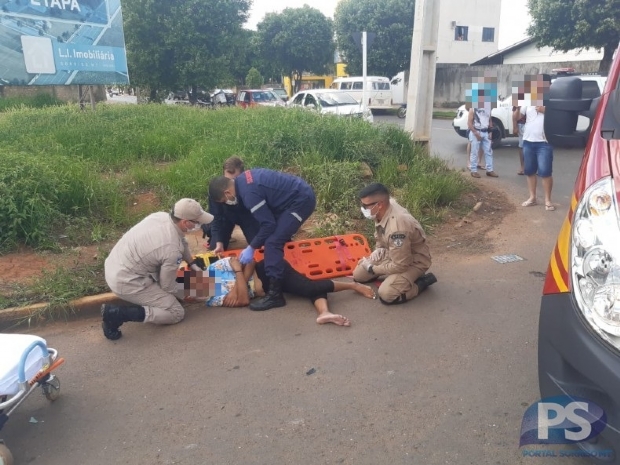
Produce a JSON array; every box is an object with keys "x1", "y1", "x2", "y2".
[
  {"x1": 168, "y1": 90, "x2": 188, "y2": 100},
  {"x1": 538, "y1": 47, "x2": 620, "y2": 459},
  {"x1": 267, "y1": 88, "x2": 289, "y2": 102},
  {"x1": 236, "y1": 90, "x2": 284, "y2": 108},
  {"x1": 287, "y1": 89, "x2": 373, "y2": 123},
  {"x1": 452, "y1": 74, "x2": 607, "y2": 147}
]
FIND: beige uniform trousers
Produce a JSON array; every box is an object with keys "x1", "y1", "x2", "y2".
[
  {"x1": 115, "y1": 283, "x2": 185, "y2": 325},
  {"x1": 353, "y1": 264, "x2": 426, "y2": 303}
]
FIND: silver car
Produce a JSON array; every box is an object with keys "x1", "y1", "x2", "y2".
[{"x1": 288, "y1": 89, "x2": 373, "y2": 123}]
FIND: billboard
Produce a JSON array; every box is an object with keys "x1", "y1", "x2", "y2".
[{"x1": 0, "y1": 0, "x2": 129, "y2": 86}]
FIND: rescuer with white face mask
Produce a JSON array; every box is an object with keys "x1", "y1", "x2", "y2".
[
  {"x1": 101, "y1": 198, "x2": 214, "y2": 340},
  {"x1": 354, "y1": 183, "x2": 436, "y2": 305}
]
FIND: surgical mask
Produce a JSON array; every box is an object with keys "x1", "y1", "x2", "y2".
[
  {"x1": 187, "y1": 222, "x2": 201, "y2": 233},
  {"x1": 361, "y1": 206, "x2": 376, "y2": 220},
  {"x1": 225, "y1": 194, "x2": 238, "y2": 206}
]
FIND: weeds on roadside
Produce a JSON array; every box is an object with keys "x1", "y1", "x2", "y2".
[
  {"x1": 0, "y1": 94, "x2": 64, "y2": 112},
  {"x1": 0, "y1": 261, "x2": 108, "y2": 321},
  {"x1": 0, "y1": 104, "x2": 469, "y2": 252}
]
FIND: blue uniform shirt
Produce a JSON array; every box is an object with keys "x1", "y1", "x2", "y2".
[{"x1": 235, "y1": 168, "x2": 314, "y2": 250}]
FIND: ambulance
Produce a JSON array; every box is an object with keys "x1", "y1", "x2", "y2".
[{"x1": 538, "y1": 43, "x2": 620, "y2": 459}]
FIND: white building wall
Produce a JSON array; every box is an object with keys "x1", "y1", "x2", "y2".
[
  {"x1": 436, "y1": 0, "x2": 501, "y2": 64},
  {"x1": 503, "y1": 43, "x2": 603, "y2": 64}
]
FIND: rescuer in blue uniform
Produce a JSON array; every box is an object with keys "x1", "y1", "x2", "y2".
[
  {"x1": 208, "y1": 168, "x2": 316, "y2": 311},
  {"x1": 203, "y1": 157, "x2": 260, "y2": 253}
]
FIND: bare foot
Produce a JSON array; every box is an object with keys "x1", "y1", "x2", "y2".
[
  {"x1": 316, "y1": 312, "x2": 351, "y2": 326},
  {"x1": 353, "y1": 282, "x2": 376, "y2": 299}
]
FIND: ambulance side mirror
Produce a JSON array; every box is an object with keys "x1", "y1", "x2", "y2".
[{"x1": 545, "y1": 77, "x2": 596, "y2": 147}]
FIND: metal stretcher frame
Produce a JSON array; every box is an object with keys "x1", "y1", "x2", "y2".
[
  {"x1": 0, "y1": 337, "x2": 65, "y2": 464},
  {"x1": 0, "y1": 340, "x2": 62, "y2": 413}
]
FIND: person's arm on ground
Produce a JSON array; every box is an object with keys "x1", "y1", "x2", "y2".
[{"x1": 223, "y1": 257, "x2": 251, "y2": 307}]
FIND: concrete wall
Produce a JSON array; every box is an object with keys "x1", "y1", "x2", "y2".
[
  {"x1": 0, "y1": 85, "x2": 107, "y2": 102},
  {"x1": 433, "y1": 61, "x2": 601, "y2": 106}
]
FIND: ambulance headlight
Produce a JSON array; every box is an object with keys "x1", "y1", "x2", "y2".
[{"x1": 571, "y1": 177, "x2": 620, "y2": 345}]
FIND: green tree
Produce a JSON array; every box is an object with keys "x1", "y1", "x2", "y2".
[
  {"x1": 245, "y1": 67, "x2": 264, "y2": 88},
  {"x1": 334, "y1": 0, "x2": 414, "y2": 77},
  {"x1": 123, "y1": 0, "x2": 251, "y2": 101},
  {"x1": 256, "y1": 6, "x2": 335, "y2": 94},
  {"x1": 527, "y1": 0, "x2": 620, "y2": 74}
]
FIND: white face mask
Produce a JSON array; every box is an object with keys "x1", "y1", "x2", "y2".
[
  {"x1": 187, "y1": 222, "x2": 201, "y2": 233},
  {"x1": 361, "y1": 206, "x2": 376, "y2": 220},
  {"x1": 225, "y1": 194, "x2": 238, "y2": 206}
]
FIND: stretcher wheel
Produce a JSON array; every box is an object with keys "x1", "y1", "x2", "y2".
[
  {"x1": 42, "y1": 376, "x2": 60, "y2": 402},
  {"x1": 0, "y1": 442, "x2": 14, "y2": 465}
]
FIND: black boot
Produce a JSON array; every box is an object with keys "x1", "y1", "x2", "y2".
[
  {"x1": 415, "y1": 273, "x2": 437, "y2": 294},
  {"x1": 101, "y1": 304, "x2": 146, "y2": 340},
  {"x1": 250, "y1": 278, "x2": 286, "y2": 311}
]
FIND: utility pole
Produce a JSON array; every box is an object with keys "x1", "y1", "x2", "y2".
[
  {"x1": 352, "y1": 31, "x2": 375, "y2": 112},
  {"x1": 404, "y1": 0, "x2": 440, "y2": 149},
  {"x1": 362, "y1": 31, "x2": 367, "y2": 113}
]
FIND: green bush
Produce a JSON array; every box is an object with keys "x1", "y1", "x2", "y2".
[
  {"x1": 0, "y1": 104, "x2": 471, "y2": 251},
  {"x1": 245, "y1": 67, "x2": 264, "y2": 89},
  {"x1": 0, "y1": 94, "x2": 64, "y2": 112}
]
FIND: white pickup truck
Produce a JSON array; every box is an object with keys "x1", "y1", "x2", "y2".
[{"x1": 452, "y1": 75, "x2": 607, "y2": 147}]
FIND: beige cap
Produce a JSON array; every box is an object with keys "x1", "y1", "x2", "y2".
[{"x1": 172, "y1": 198, "x2": 214, "y2": 224}]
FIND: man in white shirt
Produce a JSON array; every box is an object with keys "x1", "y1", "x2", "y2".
[{"x1": 467, "y1": 79, "x2": 498, "y2": 178}]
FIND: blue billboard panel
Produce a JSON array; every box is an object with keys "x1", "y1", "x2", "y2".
[{"x1": 0, "y1": 0, "x2": 128, "y2": 85}]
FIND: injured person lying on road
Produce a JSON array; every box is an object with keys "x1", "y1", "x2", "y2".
[{"x1": 182, "y1": 255, "x2": 376, "y2": 326}]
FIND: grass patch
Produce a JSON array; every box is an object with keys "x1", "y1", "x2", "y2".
[
  {"x1": 0, "y1": 103, "x2": 468, "y2": 252},
  {"x1": 0, "y1": 103, "x2": 472, "y2": 314},
  {"x1": 0, "y1": 261, "x2": 108, "y2": 327},
  {"x1": 432, "y1": 110, "x2": 457, "y2": 119},
  {"x1": 0, "y1": 93, "x2": 64, "y2": 112}
]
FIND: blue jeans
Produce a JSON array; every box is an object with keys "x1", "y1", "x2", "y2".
[
  {"x1": 469, "y1": 131, "x2": 493, "y2": 172},
  {"x1": 523, "y1": 140, "x2": 553, "y2": 177}
]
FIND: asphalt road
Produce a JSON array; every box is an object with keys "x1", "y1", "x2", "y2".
[{"x1": 2, "y1": 116, "x2": 591, "y2": 465}]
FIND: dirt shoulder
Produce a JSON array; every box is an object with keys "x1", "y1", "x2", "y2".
[{"x1": 0, "y1": 175, "x2": 516, "y2": 307}]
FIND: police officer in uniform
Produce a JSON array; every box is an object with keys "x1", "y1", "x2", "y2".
[
  {"x1": 208, "y1": 168, "x2": 316, "y2": 311},
  {"x1": 353, "y1": 183, "x2": 436, "y2": 304},
  {"x1": 204, "y1": 156, "x2": 259, "y2": 253},
  {"x1": 101, "y1": 198, "x2": 214, "y2": 340}
]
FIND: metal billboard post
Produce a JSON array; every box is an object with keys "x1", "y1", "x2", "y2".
[
  {"x1": 404, "y1": 0, "x2": 440, "y2": 152},
  {"x1": 362, "y1": 31, "x2": 367, "y2": 113}
]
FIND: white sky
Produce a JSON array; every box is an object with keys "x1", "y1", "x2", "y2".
[{"x1": 245, "y1": 0, "x2": 531, "y2": 50}]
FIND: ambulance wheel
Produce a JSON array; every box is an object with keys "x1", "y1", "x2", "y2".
[
  {"x1": 0, "y1": 442, "x2": 14, "y2": 465},
  {"x1": 42, "y1": 376, "x2": 60, "y2": 402}
]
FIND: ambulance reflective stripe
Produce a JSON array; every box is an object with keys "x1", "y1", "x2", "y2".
[
  {"x1": 250, "y1": 200, "x2": 266, "y2": 213},
  {"x1": 546, "y1": 219, "x2": 570, "y2": 294},
  {"x1": 544, "y1": 195, "x2": 578, "y2": 295}
]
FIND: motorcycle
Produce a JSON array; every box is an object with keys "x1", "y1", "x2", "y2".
[{"x1": 397, "y1": 104, "x2": 407, "y2": 119}]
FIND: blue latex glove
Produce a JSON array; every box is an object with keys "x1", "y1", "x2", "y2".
[{"x1": 239, "y1": 246, "x2": 255, "y2": 264}]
